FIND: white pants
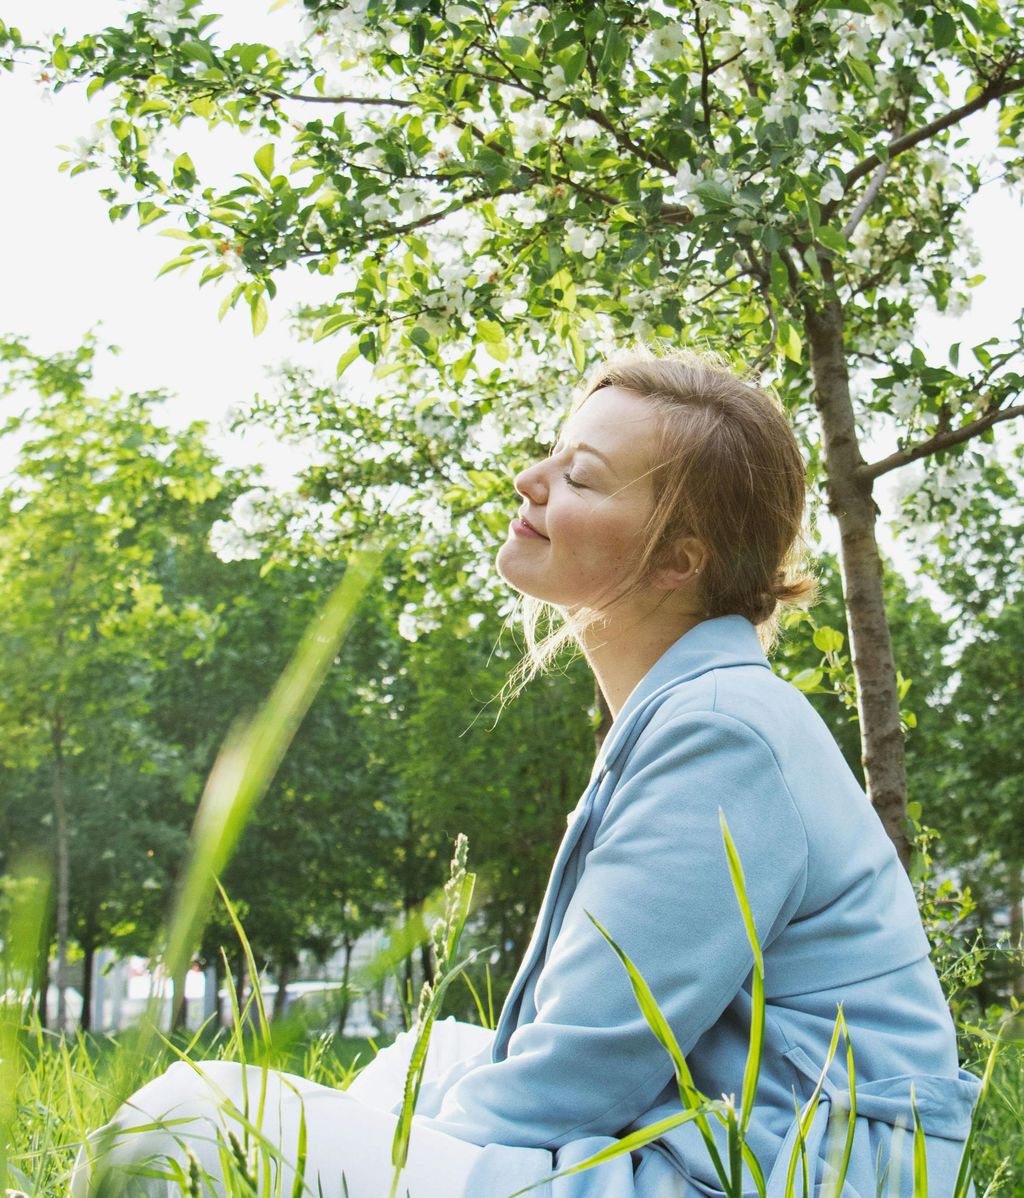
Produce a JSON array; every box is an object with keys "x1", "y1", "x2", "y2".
[{"x1": 69, "y1": 1020, "x2": 554, "y2": 1198}]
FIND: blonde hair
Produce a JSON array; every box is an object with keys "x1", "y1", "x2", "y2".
[{"x1": 498, "y1": 345, "x2": 819, "y2": 705}]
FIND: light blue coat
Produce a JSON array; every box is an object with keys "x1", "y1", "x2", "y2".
[{"x1": 416, "y1": 615, "x2": 982, "y2": 1196}]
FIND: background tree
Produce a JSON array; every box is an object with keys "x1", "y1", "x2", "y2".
[
  {"x1": 0, "y1": 334, "x2": 222, "y2": 1028},
  {"x1": 33, "y1": 0, "x2": 1024, "y2": 861}
]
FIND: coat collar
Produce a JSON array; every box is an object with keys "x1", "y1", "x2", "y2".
[{"x1": 592, "y1": 614, "x2": 771, "y2": 778}]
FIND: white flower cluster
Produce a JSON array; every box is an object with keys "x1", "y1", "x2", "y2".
[
  {"x1": 563, "y1": 116, "x2": 604, "y2": 148},
  {"x1": 397, "y1": 597, "x2": 443, "y2": 642},
  {"x1": 302, "y1": 1, "x2": 377, "y2": 61},
  {"x1": 492, "y1": 193, "x2": 547, "y2": 228},
  {"x1": 512, "y1": 102, "x2": 555, "y2": 154},
  {"x1": 888, "y1": 379, "x2": 921, "y2": 419},
  {"x1": 640, "y1": 22, "x2": 688, "y2": 65},
  {"x1": 563, "y1": 220, "x2": 606, "y2": 259},
  {"x1": 500, "y1": 6, "x2": 550, "y2": 39},
  {"x1": 141, "y1": 0, "x2": 194, "y2": 47},
  {"x1": 207, "y1": 488, "x2": 279, "y2": 563}
]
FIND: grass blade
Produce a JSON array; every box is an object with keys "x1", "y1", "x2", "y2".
[
  {"x1": 953, "y1": 1023, "x2": 1004, "y2": 1198},
  {"x1": 718, "y1": 809, "x2": 765, "y2": 1143},
  {"x1": 587, "y1": 912, "x2": 730, "y2": 1193},
  {"x1": 503, "y1": 1104, "x2": 729, "y2": 1198}
]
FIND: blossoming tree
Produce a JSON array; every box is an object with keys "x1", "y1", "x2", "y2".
[{"x1": 13, "y1": 0, "x2": 1024, "y2": 862}]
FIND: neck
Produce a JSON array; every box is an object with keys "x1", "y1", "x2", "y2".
[{"x1": 580, "y1": 604, "x2": 705, "y2": 719}]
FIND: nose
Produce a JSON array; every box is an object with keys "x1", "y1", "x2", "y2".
[{"x1": 514, "y1": 457, "x2": 548, "y2": 502}]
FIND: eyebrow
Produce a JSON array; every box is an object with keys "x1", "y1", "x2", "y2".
[{"x1": 553, "y1": 440, "x2": 620, "y2": 477}]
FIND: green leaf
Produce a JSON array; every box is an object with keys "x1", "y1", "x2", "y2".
[
  {"x1": 694, "y1": 179, "x2": 733, "y2": 210},
  {"x1": 313, "y1": 311, "x2": 357, "y2": 342},
  {"x1": 932, "y1": 12, "x2": 957, "y2": 48},
  {"x1": 254, "y1": 143, "x2": 275, "y2": 181},
  {"x1": 777, "y1": 321, "x2": 803, "y2": 364},
  {"x1": 250, "y1": 292, "x2": 268, "y2": 336},
  {"x1": 172, "y1": 153, "x2": 196, "y2": 184},
  {"x1": 790, "y1": 667, "x2": 823, "y2": 692},
  {"x1": 156, "y1": 254, "x2": 197, "y2": 279},
  {"x1": 821, "y1": 0, "x2": 871, "y2": 13},
  {"x1": 179, "y1": 40, "x2": 218, "y2": 69},
  {"x1": 847, "y1": 56, "x2": 874, "y2": 87},
  {"x1": 567, "y1": 328, "x2": 586, "y2": 373},
  {"x1": 813, "y1": 626, "x2": 844, "y2": 655},
  {"x1": 817, "y1": 225, "x2": 849, "y2": 254},
  {"x1": 561, "y1": 44, "x2": 587, "y2": 84},
  {"x1": 475, "y1": 319, "x2": 505, "y2": 345}
]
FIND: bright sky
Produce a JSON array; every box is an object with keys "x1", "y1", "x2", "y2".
[{"x1": 2, "y1": 1, "x2": 1021, "y2": 600}]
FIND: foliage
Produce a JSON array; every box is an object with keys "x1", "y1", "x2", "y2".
[{"x1": 27, "y1": 0, "x2": 1024, "y2": 854}]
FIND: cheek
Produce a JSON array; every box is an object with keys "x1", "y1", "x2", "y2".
[{"x1": 553, "y1": 505, "x2": 639, "y2": 568}]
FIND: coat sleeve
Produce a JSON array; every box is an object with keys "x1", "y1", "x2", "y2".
[{"x1": 416, "y1": 709, "x2": 810, "y2": 1150}]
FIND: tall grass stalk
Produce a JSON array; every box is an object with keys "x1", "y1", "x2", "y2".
[
  {"x1": 0, "y1": 858, "x2": 50, "y2": 1194},
  {"x1": 388, "y1": 835, "x2": 476, "y2": 1198}
]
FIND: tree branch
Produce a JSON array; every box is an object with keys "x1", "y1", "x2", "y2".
[
  {"x1": 285, "y1": 90, "x2": 416, "y2": 108},
  {"x1": 860, "y1": 402, "x2": 1024, "y2": 481},
  {"x1": 842, "y1": 110, "x2": 906, "y2": 240},
  {"x1": 842, "y1": 70, "x2": 1024, "y2": 193}
]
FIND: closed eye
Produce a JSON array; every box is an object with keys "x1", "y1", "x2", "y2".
[{"x1": 563, "y1": 472, "x2": 587, "y2": 490}]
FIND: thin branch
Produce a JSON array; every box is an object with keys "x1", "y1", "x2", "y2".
[
  {"x1": 842, "y1": 111, "x2": 906, "y2": 240},
  {"x1": 285, "y1": 90, "x2": 416, "y2": 108},
  {"x1": 841, "y1": 70, "x2": 1024, "y2": 193},
  {"x1": 297, "y1": 185, "x2": 525, "y2": 258},
  {"x1": 860, "y1": 403, "x2": 1024, "y2": 481},
  {"x1": 694, "y1": 3, "x2": 713, "y2": 132}
]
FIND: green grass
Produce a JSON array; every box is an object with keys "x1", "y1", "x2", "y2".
[
  {"x1": 2, "y1": 978, "x2": 1023, "y2": 1198},
  {"x1": 4, "y1": 541, "x2": 1022, "y2": 1197}
]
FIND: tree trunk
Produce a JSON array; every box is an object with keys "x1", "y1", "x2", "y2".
[
  {"x1": 81, "y1": 940, "x2": 94, "y2": 1032},
  {"x1": 336, "y1": 933, "x2": 354, "y2": 1037},
  {"x1": 805, "y1": 288, "x2": 910, "y2": 868},
  {"x1": 273, "y1": 960, "x2": 290, "y2": 1022},
  {"x1": 1009, "y1": 862, "x2": 1024, "y2": 1002},
  {"x1": 52, "y1": 714, "x2": 71, "y2": 1033}
]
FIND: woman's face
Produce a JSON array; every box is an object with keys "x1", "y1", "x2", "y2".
[{"x1": 495, "y1": 385, "x2": 663, "y2": 612}]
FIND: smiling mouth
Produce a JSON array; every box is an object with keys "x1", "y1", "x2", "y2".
[{"x1": 519, "y1": 517, "x2": 549, "y2": 539}]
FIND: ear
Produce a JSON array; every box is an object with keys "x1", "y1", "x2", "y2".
[{"x1": 650, "y1": 536, "x2": 707, "y2": 591}]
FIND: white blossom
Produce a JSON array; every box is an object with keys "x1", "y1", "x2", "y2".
[
  {"x1": 397, "y1": 187, "x2": 431, "y2": 221},
  {"x1": 142, "y1": 0, "x2": 193, "y2": 47},
  {"x1": 867, "y1": 4, "x2": 895, "y2": 35},
  {"x1": 494, "y1": 193, "x2": 547, "y2": 227},
  {"x1": 500, "y1": 6, "x2": 549, "y2": 38},
  {"x1": 230, "y1": 489, "x2": 276, "y2": 536},
  {"x1": 398, "y1": 611, "x2": 420, "y2": 642},
  {"x1": 819, "y1": 176, "x2": 844, "y2": 203},
  {"x1": 543, "y1": 64, "x2": 569, "y2": 100},
  {"x1": 438, "y1": 258, "x2": 472, "y2": 286},
  {"x1": 472, "y1": 255, "x2": 502, "y2": 284},
  {"x1": 512, "y1": 102, "x2": 554, "y2": 154},
  {"x1": 362, "y1": 194, "x2": 394, "y2": 223},
  {"x1": 672, "y1": 161, "x2": 702, "y2": 198},
  {"x1": 446, "y1": 4, "x2": 477, "y2": 24},
  {"x1": 208, "y1": 520, "x2": 261, "y2": 563},
  {"x1": 565, "y1": 117, "x2": 602, "y2": 146},
  {"x1": 889, "y1": 380, "x2": 920, "y2": 419},
  {"x1": 564, "y1": 221, "x2": 605, "y2": 259},
  {"x1": 643, "y1": 22, "x2": 688, "y2": 64},
  {"x1": 499, "y1": 296, "x2": 529, "y2": 319}
]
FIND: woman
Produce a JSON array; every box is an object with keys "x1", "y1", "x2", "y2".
[{"x1": 71, "y1": 349, "x2": 981, "y2": 1198}]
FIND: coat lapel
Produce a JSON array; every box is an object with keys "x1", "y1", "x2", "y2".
[{"x1": 492, "y1": 615, "x2": 772, "y2": 1059}]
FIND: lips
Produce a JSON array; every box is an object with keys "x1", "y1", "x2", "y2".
[{"x1": 519, "y1": 515, "x2": 549, "y2": 539}]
